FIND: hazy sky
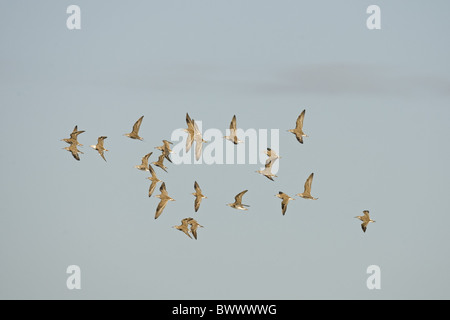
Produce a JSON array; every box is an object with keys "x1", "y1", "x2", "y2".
[{"x1": 1, "y1": 1, "x2": 450, "y2": 299}]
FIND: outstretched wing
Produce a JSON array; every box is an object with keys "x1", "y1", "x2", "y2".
[
  {"x1": 155, "y1": 199, "x2": 168, "y2": 219},
  {"x1": 295, "y1": 110, "x2": 305, "y2": 131},
  {"x1": 148, "y1": 180, "x2": 159, "y2": 197},
  {"x1": 132, "y1": 115, "x2": 144, "y2": 134},
  {"x1": 230, "y1": 115, "x2": 237, "y2": 131},
  {"x1": 304, "y1": 173, "x2": 314, "y2": 194},
  {"x1": 234, "y1": 190, "x2": 248, "y2": 204}
]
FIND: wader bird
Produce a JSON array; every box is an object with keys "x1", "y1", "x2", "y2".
[
  {"x1": 61, "y1": 125, "x2": 85, "y2": 146},
  {"x1": 256, "y1": 159, "x2": 277, "y2": 181},
  {"x1": 227, "y1": 190, "x2": 249, "y2": 210},
  {"x1": 187, "y1": 218, "x2": 204, "y2": 240},
  {"x1": 288, "y1": 109, "x2": 308, "y2": 144},
  {"x1": 155, "y1": 140, "x2": 173, "y2": 163},
  {"x1": 146, "y1": 164, "x2": 161, "y2": 197},
  {"x1": 63, "y1": 143, "x2": 84, "y2": 161},
  {"x1": 296, "y1": 173, "x2": 318, "y2": 200},
  {"x1": 152, "y1": 153, "x2": 168, "y2": 173},
  {"x1": 135, "y1": 152, "x2": 152, "y2": 171},
  {"x1": 224, "y1": 115, "x2": 243, "y2": 144},
  {"x1": 154, "y1": 182, "x2": 175, "y2": 219},
  {"x1": 172, "y1": 218, "x2": 192, "y2": 239},
  {"x1": 90, "y1": 136, "x2": 108, "y2": 161},
  {"x1": 355, "y1": 210, "x2": 376, "y2": 233},
  {"x1": 184, "y1": 113, "x2": 195, "y2": 152},
  {"x1": 275, "y1": 192, "x2": 295, "y2": 216},
  {"x1": 124, "y1": 115, "x2": 144, "y2": 140},
  {"x1": 192, "y1": 181, "x2": 207, "y2": 212},
  {"x1": 265, "y1": 148, "x2": 281, "y2": 164}
]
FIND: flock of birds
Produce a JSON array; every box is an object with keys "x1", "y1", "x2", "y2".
[{"x1": 61, "y1": 110, "x2": 376, "y2": 238}]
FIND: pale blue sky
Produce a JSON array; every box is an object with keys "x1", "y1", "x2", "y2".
[{"x1": 1, "y1": 1, "x2": 450, "y2": 299}]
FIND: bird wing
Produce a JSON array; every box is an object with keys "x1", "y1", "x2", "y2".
[
  {"x1": 194, "y1": 181, "x2": 202, "y2": 193},
  {"x1": 148, "y1": 180, "x2": 158, "y2": 197},
  {"x1": 234, "y1": 190, "x2": 248, "y2": 204},
  {"x1": 71, "y1": 150, "x2": 80, "y2": 161},
  {"x1": 155, "y1": 199, "x2": 168, "y2": 219},
  {"x1": 142, "y1": 152, "x2": 152, "y2": 165},
  {"x1": 97, "y1": 136, "x2": 106, "y2": 149},
  {"x1": 295, "y1": 110, "x2": 305, "y2": 130},
  {"x1": 230, "y1": 115, "x2": 237, "y2": 131},
  {"x1": 100, "y1": 151, "x2": 107, "y2": 162},
  {"x1": 295, "y1": 133, "x2": 304, "y2": 144},
  {"x1": 132, "y1": 115, "x2": 144, "y2": 134},
  {"x1": 186, "y1": 130, "x2": 194, "y2": 152},
  {"x1": 190, "y1": 225, "x2": 198, "y2": 240},
  {"x1": 148, "y1": 164, "x2": 157, "y2": 178},
  {"x1": 361, "y1": 222, "x2": 368, "y2": 233},
  {"x1": 159, "y1": 182, "x2": 167, "y2": 196},
  {"x1": 281, "y1": 199, "x2": 288, "y2": 215},
  {"x1": 304, "y1": 173, "x2": 314, "y2": 195},
  {"x1": 363, "y1": 210, "x2": 370, "y2": 220},
  {"x1": 194, "y1": 196, "x2": 202, "y2": 212},
  {"x1": 194, "y1": 135, "x2": 203, "y2": 161}
]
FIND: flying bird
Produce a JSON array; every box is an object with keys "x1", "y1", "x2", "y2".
[
  {"x1": 264, "y1": 148, "x2": 281, "y2": 164},
  {"x1": 63, "y1": 143, "x2": 84, "y2": 161},
  {"x1": 152, "y1": 153, "x2": 168, "y2": 173},
  {"x1": 296, "y1": 173, "x2": 318, "y2": 200},
  {"x1": 155, "y1": 140, "x2": 173, "y2": 163},
  {"x1": 187, "y1": 218, "x2": 204, "y2": 240},
  {"x1": 146, "y1": 164, "x2": 161, "y2": 197},
  {"x1": 227, "y1": 190, "x2": 249, "y2": 210},
  {"x1": 192, "y1": 181, "x2": 207, "y2": 212},
  {"x1": 61, "y1": 125, "x2": 85, "y2": 146},
  {"x1": 275, "y1": 192, "x2": 295, "y2": 216},
  {"x1": 124, "y1": 115, "x2": 144, "y2": 140},
  {"x1": 288, "y1": 109, "x2": 308, "y2": 144},
  {"x1": 355, "y1": 210, "x2": 376, "y2": 233},
  {"x1": 193, "y1": 120, "x2": 207, "y2": 161},
  {"x1": 172, "y1": 218, "x2": 193, "y2": 239},
  {"x1": 224, "y1": 115, "x2": 243, "y2": 144},
  {"x1": 256, "y1": 159, "x2": 277, "y2": 181},
  {"x1": 154, "y1": 182, "x2": 175, "y2": 219},
  {"x1": 90, "y1": 136, "x2": 108, "y2": 161},
  {"x1": 135, "y1": 152, "x2": 153, "y2": 171}
]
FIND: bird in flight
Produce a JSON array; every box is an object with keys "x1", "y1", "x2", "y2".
[
  {"x1": 61, "y1": 125, "x2": 85, "y2": 146},
  {"x1": 135, "y1": 152, "x2": 152, "y2": 171},
  {"x1": 146, "y1": 164, "x2": 161, "y2": 197},
  {"x1": 193, "y1": 120, "x2": 207, "y2": 161},
  {"x1": 256, "y1": 159, "x2": 277, "y2": 181},
  {"x1": 172, "y1": 218, "x2": 193, "y2": 239},
  {"x1": 155, "y1": 140, "x2": 173, "y2": 163},
  {"x1": 90, "y1": 136, "x2": 108, "y2": 161},
  {"x1": 154, "y1": 182, "x2": 175, "y2": 219},
  {"x1": 288, "y1": 109, "x2": 308, "y2": 144},
  {"x1": 187, "y1": 218, "x2": 204, "y2": 240},
  {"x1": 275, "y1": 192, "x2": 295, "y2": 216},
  {"x1": 227, "y1": 190, "x2": 249, "y2": 210},
  {"x1": 296, "y1": 173, "x2": 318, "y2": 200},
  {"x1": 355, "y1": 210, "x2": 376, "y2": 233},
  {"x1": 184, "y1": 113, "x2": 195, "y2": 153},
  {"x1": 124, "y1": 115, "x2": 144, "y2": 140},
  {"x1": 152, "y1": 153, "x2": 169, "y2": 173},
  {"x1": 224, "y1": 115, "x2": 243, "y2": 145},
  {"x1": 264, "y1": 148, "x2": 281, "y2": 164},
  {"x1": 192, "y1": 181, "x2": 207, "y2": 212},
  {"x1": 63, "y1": 143, "x2": 84, "y2": 161}
]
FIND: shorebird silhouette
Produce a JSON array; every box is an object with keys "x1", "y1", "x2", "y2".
[
  {"x1": 192, "y1": 181, "x2": 207, "y2": 212},
  {"x1": 224, "y1": 115, "x2": 243, "y2": 144},
  {"x1": 90, "y1": 136, "x2": 108, "y2": 161},
  {"x1": 227, "y1": 190, "x2": 249, "y2": 210},
  {"x1": 61, "y1": 125, "x2": 85, "y2": 146},
  {"x1": 124, "y1": 115, "x2": 144, "y2": 140},
  {"x1": 172, "y1": 218, "x2": 192, "y2": 239},
  {"x1": 296, "y1": 173, "x2": 318, "y2": 200},
  {"x1": 288, "y1": 109, "x2": 308, "y2": 144},
  {"x1": 135, "y1": 152, "x2": 152, "y2": 171},
  {"x1": 355, "y1": 210, "x2": 376, "y2": 233},
  {"x1": 155, "y1": 140, "x2": 173, "y2": 163},
  {"x1": 152, "y1": 153, "x2": 168, "y2": 173},
  {"x1": 63, "y1": 143, "x2": 84, "y2": 161},
  {"x1": 146, "y1": 164, "x2": 161, "y2": 197},
  {"x1": 256, "y1": 159, "x2": 277, "y2": 181},
  {"x1": 275, "y1": 192, "x2": 295, "y2": 216},
  {"x1": 154, "y1": 182, "x2": 175, "y2": 219}
]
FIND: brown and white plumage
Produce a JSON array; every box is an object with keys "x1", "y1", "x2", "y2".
[
  {"x1": 224, "y1": 115, "x2": 242, "y2": 144},
  {"x1": 146, "y1": 164, "x2": 161, "y2": 197},
  {"x1": 135, "y1": 152, "x2": 153, "y2": 171},
  {"x1": 63, "y1": 143, "x2": 84, "y2": 161},
  {"x1": 296, "y1": 173, "x2": 318, "y2": 200},
  {"x1": 172, "y1": 218, "x2": 192, "y2": 239},
  {"x1": 90, "y1": 136, "x2": 108, "y2": 161},
  {"x1": 124, "y1": 115, "x2": 144, "y2": 140},
  {"x1": 256, "y1": 159, "x2": 277, "y2": 181},
  {"x1": 355, "y1": 210, "x2": 376, "y2": 233},
  {"x1": 288, "y1": 109, "x2": 308, "y2": 144},
  {"x1": 61, "y1": 125, "x2": 85, "y2": 146},
  {"x1": 193, "y1": 120, "x2": 207, "y2": 161},
  {"x1": 152, "y1": 153, "x2": 168, "y2": 173},
  {"x1": 155, "y1": 140, "x2": 173, "y2": 163},
  {"x1": 184, "y1": 113, "x2": 195, "y2": 152},
  {"x1": 192, "y1": 181, "x2": 207, "y2": 212},
  {"x1": 275, "y1": 192, "x2": 295, "y2": 216},
  {"x1": 154, "y1": 182, "x2": 175, "y2": 219},
  {"x1": 265, "y1": 148, "x2": 281, "y2": 164},
  {"x1": 187, "y1": 218, "x2": 204, "y2": 240},
  {"x1": 227, "y1": 190, "x2": 249, "y2": 210}
]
